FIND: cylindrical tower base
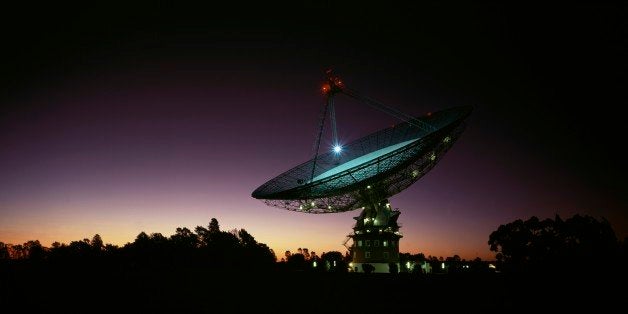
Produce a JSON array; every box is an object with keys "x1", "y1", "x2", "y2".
[{"x1": 348, "y1": 200, "x2": 402, "y2": 273}]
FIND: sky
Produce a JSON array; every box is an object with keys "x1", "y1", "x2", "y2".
[{"x1": 1, "y1": 3, "x2": 626, "y2": 260}]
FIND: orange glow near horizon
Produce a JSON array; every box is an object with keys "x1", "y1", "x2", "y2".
[{"x1": 0, "y1": 198, "x2": 498, "y2": 261}]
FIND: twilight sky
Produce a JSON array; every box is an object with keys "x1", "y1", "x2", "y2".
[{"x1": 1, "y1": 3, "x2": 626, "y2": 260}]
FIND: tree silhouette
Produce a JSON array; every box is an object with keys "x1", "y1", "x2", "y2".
[
  {"x1": 284, "y1": 250, "x2": 291, "y2": 262},
  {"x1": 68, "y1": 239, "x2": 92, "y2": 257},
  {"x1": 0, "y1": 217, "x2": 277, "y2": 273},
  {"x1": 255, "y1": 243, "x2": 276, "y2": 266},
  {"x1": 170, "y1": 227, "x2": 198, "y2": 249},
  {"x1": 91, "y1": 234, "x2": 104, "y2": 252},
  {"x1": 0, "y1": 242, "x2": 9, "y2": 260},
  {"x1": 195, "y1": 225, "x2": 209, "y2": 245},
  {"x1": 321, "y1": 251, "x2": 346, "y2": 272},
  {"x1": 104, "y1": 243, "x2": 119, "y2": 255},
  {"x1": 489, "y1": 214, "x2": 618, "y2": 273},
  {"x1": 287, "y1": 253, "x2": 306, "y2": 271},
  {"x1": 237, "y1": 229, "x2": 257, "y2": 248},
  {"x1": 196, "y1": 218, "x2": 222, "y2": 246},
  {"x1": 134, "y1": 232, "x2": 150, "y2": 246},
  {"x1": 24, "y1": 240, "x2": 45, "y2": 260},
  {"x1": 11, "y1": 244, "x2": 26, "y2": 259},
  {"x1": 149, "y1": 233, "x2": 168, "y2": 245},
  {"x1": 209, "y1": 218, "x2": 220, "y2": 234}
]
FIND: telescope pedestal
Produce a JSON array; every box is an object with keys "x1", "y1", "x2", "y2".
[{"x1": 348, "y1": 199, "x2": 403, "y2": 273}]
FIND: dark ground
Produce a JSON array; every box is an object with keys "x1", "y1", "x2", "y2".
[{"x1": 1, "y1": 263, "x2": 624, "y2": 312}]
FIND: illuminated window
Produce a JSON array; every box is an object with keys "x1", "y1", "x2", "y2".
[
  {"x1": 366, "y1": 240, "x2": 371, "y2": 247},
  {"x1": 365, "y1": 252, "x2": 371, "y2": 259},
  {"x1": 358, "y1": 240, "x2": 363, "y2": 247},
  {"x1": 374, "y1": 240, "x2": 379, "y2": 247},
  {"x1": 383, "y1": 252, "x2": 389, "y2": 259},
  {"x1": 383, "y1": 241, "x2": 388, "y2": 247}
]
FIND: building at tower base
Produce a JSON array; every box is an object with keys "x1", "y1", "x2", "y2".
[{"x1": 349, "y1": 199, "x2": 402, "y2": 273}]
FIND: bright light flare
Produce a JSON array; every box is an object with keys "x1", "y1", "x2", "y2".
[{"x1": 333, "y1": 145, "x2": 342, "y2": 153}]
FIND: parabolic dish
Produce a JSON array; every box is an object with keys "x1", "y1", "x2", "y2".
[{"x1": 252, "y1": 105, "x2": 472, "y2": 213}]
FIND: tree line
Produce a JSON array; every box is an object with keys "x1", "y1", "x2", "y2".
[
  {"x1": 281, "y1": 249, "x2": 350, "y2": 272},
  {"x1": 489, "y1": 214, "x2": 627, "y2": 273},
  {"x1": 0, "y1": 218, "x2": 276, "y2": 271},
  {"x1": 2, "y1": 214, "x2": 626, "y2": 274}
]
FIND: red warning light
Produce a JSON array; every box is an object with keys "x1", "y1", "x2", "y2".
[{"x1": 322, "y1": 83, "x2": 331, "y2": 94}]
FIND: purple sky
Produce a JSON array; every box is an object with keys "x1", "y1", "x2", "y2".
[{"x1": 1, "y1": 3, "x2": 626, "y2": 260}]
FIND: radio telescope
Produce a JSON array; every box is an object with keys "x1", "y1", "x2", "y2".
[{"x1": 252, "y1": 71, "x2": 472, "y2": 272}]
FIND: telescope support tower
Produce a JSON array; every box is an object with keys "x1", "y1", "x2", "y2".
[{"x1": 349, "y1": 193, "x2": 403, "y2": 273}]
